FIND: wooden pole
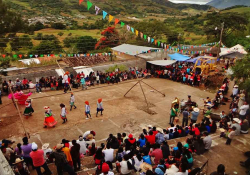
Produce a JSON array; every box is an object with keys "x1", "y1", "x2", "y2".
[
  {"x1": 217, "y1": 22, "x2": 224, "y2": 60},
  {"x1": 141, "y1": 80, "x2": 165, "y2": 97},
  {"x1": 8, "y1": 87, "x2": 29, "y2": 138},
  {"x1": 124, "y1": 77, "x2": 144, "y2": 97},
  {"x1": 138, "y1": 81, "x2": 150, "y2": 112}
]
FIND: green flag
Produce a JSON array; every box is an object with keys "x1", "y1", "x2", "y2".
[
  {"x1": 144, "y1": 35, "x2": 147, "y2": 40},
  {"x1": 40, "y1": 54, "x2": 44, "y2": 57},
  {"x1": 158, "y1": 41, "x2": 161, "y2": 47},
  {"x1": 87, "y1": 1, "x2": 93, "y2": 10},
  {"x1": 13, "y1": 54, "x2": 17, "y2": 58},
  {"x1": 121, "y1": 22, "x2": 125, "y2": 27}
]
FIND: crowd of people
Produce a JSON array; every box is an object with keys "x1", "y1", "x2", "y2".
[{"x1": 64, "y1": 55, "x2": 110, "y2": 67}]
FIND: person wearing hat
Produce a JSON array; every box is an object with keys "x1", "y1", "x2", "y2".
[
  {"x1": 77, "y1": 136, "x2": 87, "y2": 155},
  {"x1": 226, "y1": 126, "x2": 236, "y2": 145},
  {"x1": 60, "y1": 103, "x2": 68, "y2": 124},
  {"x1": 44, "y1": 106, "x2": 57, "y2": 128},
  {"x1": 155, "y1": 128, "x2": 164, "y2": 145},
  {"x1": 182, "y1": 108, "x2": 189, "y2": 127},
  {"x1": 124, "y1": 134, "x2": 136, "y2": 151},
  {"x1": 80, "y1": 75, "x2": 87, "y2": 90},
  {"x1": 203, "y1": 106, "x2": 212, "y2": 119},
  {"x1": 70, "y1": 140, "x2": 81, "y2": 172},
  {"x1": 63, "y1": 71, "x2": 70, "y2": 93},
  {"x1": 30, "y1": 142, "x2": 52, "y2": 175},
  {"x1": 85, "y1": 101, "x2": 91, "y2": 119},
  {"x1": 191, "y1": 107, "x2": 200, "y2": 123},
  {"x1": 23, "y1": 98, "x2": 34, "y2": 117},
  {"x1": 50, "y1": 144, "x2": 75, "y2": 175},
  {"x1": 169, "y1": 105, "x2": 178, "y2": 125},
  {"x1": 239, "y1": 102, "x2": 249, "y2": 121},
  {"x1": 96, "y1": 98, "x2": 104, "y2": 117},
  {"x1": 69, "y1": 93, "x2": 77, "y2": 111},
  {"x1": 12, "y1": 157, "x2": 31, "y2": 175},
  {"x1": 231, "y1": 118, "x2": 241, "y2": 136},
  {"x1": 232, "y1": 85, "x2": 239, "y2": 100}
]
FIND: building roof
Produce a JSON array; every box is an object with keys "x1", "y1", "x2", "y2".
[
  {"x1": 168, "y1": 53, "x2": 190, "y2": 61},
  {"x1": 147, "y1": 60, "x2": 176, "y2": 66},
  {"x1": 112, "y1": 44, "x2": 159, "y2": 56}
]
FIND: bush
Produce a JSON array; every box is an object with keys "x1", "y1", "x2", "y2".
[
  {"x1": 58, "y1": 32, "x2": 64, "y2": 36},
  {"x1": 105, "y1": 64, "x2": 128, "y2": 73}
]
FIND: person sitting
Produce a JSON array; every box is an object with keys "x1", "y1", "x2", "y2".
[
  {"x1": 241, "y1": 119, "x2": 249, "y2": 134},
  {"x1": 210, "y1": 164, "x2": 226, "y2": 175}
]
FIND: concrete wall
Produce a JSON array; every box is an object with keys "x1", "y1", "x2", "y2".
[{"x1": 0, "y1": 151, "x2": 14, "y2": 175}]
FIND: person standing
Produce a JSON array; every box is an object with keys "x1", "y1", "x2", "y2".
[
  {"x1": 70, "y1": 93, "x2": 77, "y2": 111},
  {"x1": 21, "y1": 137, "x2": 34, "y2": 169},
  {"x1": 77, "y1": 136, "x2": 87, "y2": 155},
  {"x1": 169, "y1": 106, "x2": 178, "y2": 125},
  {"x1": 182, "y1": 108, "x2": 189, "y2": 127},
  {"x1": 30, "y1": 142, "x2": 52, "y2": 175},
  {"x1": 50, "y1": 144, "x2": 76, "y2": 175},
  {"x1": 239, "y1": 102, "x2": 249, "y2": 121},
  {"x1": 191, "y1": 108, "x2": 200, "y2": 123},
  {"x1": 96, "y1": 98, "x2": 104, "y2": 117},
  {"x1": 85, "y1": 101, "x2": 91, "y2": 119},
  {"x1": 23, "y1": 98, "x2": 34, "y2": 117},
  {"x1": 60, "y1": 103, "x2": 68, "y2": 124},
  {"x1": 70, "y1": 140, "x2": 81, "y2": 172},
  {"x1": 44, "y1": 106, "x2": 57, "y2": 128},
  {"x1": 203, "y1": 132, "x2": 212, "y2": 151},
  {"x1": 80, "y1": 76, "x2": 87, "y2": 90},
  {"x1": 63, "y1": 71, "x2": 70, "y2": 93}
]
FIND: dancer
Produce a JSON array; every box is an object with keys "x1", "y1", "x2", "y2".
[
  {"x1": 44, "y1": 106, "x2": 57, "y2": 128},
  {"x1": 85, "y1": 101, "x2": 91, "y2": 119},
  {"x1": 69, "y1": 93, "x2": 77, "y2": 111},
  {"x1": 63, "y1": 71, "x2": 70, "y2": 93},
  {"x1": 96, "y1": 98, "x2": 104, "y2": 117},
  {"x1": 60, "y1": 103, "x2": 68, "y2": 124},
  {"x1": 23, "y1": 98, "x2": 34, "y2": 118}
]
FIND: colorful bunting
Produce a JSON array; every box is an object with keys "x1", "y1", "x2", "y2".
[
  {"x1": 151, "y1": 38, "x2": 154, "y2": 43},
  {"x1": 87, "y1": 1, "x2": 93, "y2": 10},
  {"x1": 131, "y1": 27, "x2": 134, "y2": 33},
  {"x1": 155, "y1": 40, "x2": 157, "y2": 45},
  {"x1": 158, "y1": 41, "x2": 161, "y2": 47},
  {"x1": 140, "y1": 32, "x2": 143, "y2": 38},
  {"x1": 19, "y1": 54, "x2": 22, "y2": 59},
  {"x1": 121, "y1": 22, "x2": 125, "y2": 27},
  {"x1": 29, "y1": 55, "x2": 33, "y2": 58},
  {"x1": 135, "y1": 30, "x2": 139, "y2": 36},
  {"x1": 13, "y1": 55, "x2": 17, "y2": 59},
  {"x1": 2, "y1": 54, "x2": 6, "y2": 58},
  {"x1": 95, "y1": 6, "x2": 100, "y2": 15},
  {"x1": 126, "y1": 25, "x2": 130, "y2": 31},
  {"x1": 148, "y1": 37, "x2": 150, "y2": 43},
  {"x1": 114, "y1": 18, "x2": 120, "y2": 25},
  {"x1": 109, "y1": 15, "x2": 114, "y2": 22},
  {"x1": 144, "y1": 34, "x2": 147, "y2": 40},
  {"x1": 103, "y1": 11, "x2": 108, "y2": 19},
  {"x1": 79, "y1": 0, "x2": 83, "y2": 5},
  {"x1": 35, "y1": 55, "x2": 38, "y2": 58}
]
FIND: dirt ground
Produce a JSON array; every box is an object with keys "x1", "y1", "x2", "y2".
[{"x1": 0, "y1": 78, "x2": 249, "y2": 174}]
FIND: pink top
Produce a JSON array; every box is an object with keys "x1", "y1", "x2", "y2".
[{"x1": 30, "y1": 150, "x2": 45, "y2": 167}]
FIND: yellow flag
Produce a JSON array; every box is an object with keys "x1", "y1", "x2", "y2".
[
  {"x1": 109, "y1": 15, "x2": 114, "y2": 22},
  {"x1": 135, "y1": 30, "x2": 139, "y2": 36}
]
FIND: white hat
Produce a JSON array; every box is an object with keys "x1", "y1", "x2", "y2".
[
  {"x1": 193, "y1": 108, "x2": 199, "y2": 112},
  {"x1": 156, "y1": 127, "x2": 163, "y2": 133},
  {"x1": 147, "y1": 125, "x2": 152, "y2": 128},
  {"x1": 31, "y1": 142, "x2": 38, "y2": 150},
  {"x1": 233, "y1": 118, "x2": 240, "y2": 123},
  {"x1": 234, "y1": 85, "x2": 239, "y2": 88},
  {"x1": 42, "y1": 143, "x2": 50, "y2": 150},
  {"x1": 13, "y1": 158, "x2": 24, "y2": 164},
  {"x1": 219, "y1": 128, "x2": 225, "y2": 132}
]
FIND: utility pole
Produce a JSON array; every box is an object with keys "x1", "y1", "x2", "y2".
[{"x1": 217, "y1": 22, "x2": 224, "y2": 59}]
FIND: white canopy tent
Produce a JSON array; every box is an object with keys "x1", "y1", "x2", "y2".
[
  {"x1": 112, "y1": 44, "x2": 159, "y2": 56},
  {"x1": 220, "y1": 44, "x2": 248, "y2": 57},
  {"x1": 147, "y1": 60, "x2": 177, "y2": 66}
]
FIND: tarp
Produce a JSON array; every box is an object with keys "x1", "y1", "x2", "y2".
[
  {"x1": 112, "y1": 44, "x2": 159, "y2": 56},
  {"x1": 19, "y1": 58, "x2": 40, "y2": 65},
  {"x1": 220, "y1": 44, "x2": 248, "y2": 57},
  {"x1": 187, "y1": 56, "x2": 215, "y2": 63},
  {"x1": 168, "y1": 53, "x2": 190, "y2": 61},
  {"x1": 147, "y1": 60, "x2": 176, "y2": 66},
  {"x1": 73, "y1": 66, "x2": 94, "y2": 76}
]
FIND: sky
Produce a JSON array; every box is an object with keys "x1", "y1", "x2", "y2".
[{"x1": 168, "y1": 0, "x2": 212, "y2": 5}]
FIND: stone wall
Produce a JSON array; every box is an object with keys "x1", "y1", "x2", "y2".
[{"x1": 0, "y1": 150, "x2": 14, "y2": 175}]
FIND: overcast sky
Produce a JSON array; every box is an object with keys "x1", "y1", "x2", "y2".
[{"x1": 169, "y1": 0, "x2": 212, "y2": 5}]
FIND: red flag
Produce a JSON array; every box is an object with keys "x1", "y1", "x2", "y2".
[
  {"x1": 19, "y1": 54, "x2": 23, "y2": 58},
  {"x1": 51, "y1": 54, "x2": 54, "y2": 57},
  {"x1": 2, "y1": 54, "x2": 6, "y2": 58},
  {"x1": 115, "y1": 19, "x2": 120, "y2": 25},
  {"x1": 79, "y1": 0, "x2": 83, "y2": 5}
]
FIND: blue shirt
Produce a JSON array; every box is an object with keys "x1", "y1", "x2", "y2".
[
  {"x1": 169, "y1": 133, "x2": 174, "y2": 140},
  {"x1": 206, "y1": 125, "x2": 211, "y2": 133},
  {"x1": 187, "y1": 68, "x2": 190, "y2": 73},
  {"x1": 138, "y1": 138, "x2": 146, "y2": 148},
  {"x1": 155, "y1": 165, "x2": 165, "y2": 175},
  {"x1": 143, "y1": 155, "x2": 152, "y2": 165}
]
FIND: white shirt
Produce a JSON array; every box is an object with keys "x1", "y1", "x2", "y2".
[
  {"x1": 96, "y1": 76, "x2": 100, "y2": 81},
  {"x1": 239, "y1": 105, "x2": 249, "y2": 115},
  {"x1": 120, "y1": 160, "x2": 132, "y2": 174},
  {"x1": 103, "y1": 149, "x2": 114, "y2": 162},
  {"x1": 97, "y1": 102, "x2": 103, "y2": 109},
  {"x1": 61, "y1": 107, "x2": 66, "y2": 116},
  {"x1": 83, "y1": 131, "x2": 91, "y2": 138},
  {"x1": 165, "y1": 165, "x2": 179, "y2": 175},
  {"x1": 100, "y1": 172, "x2": 114, "y2": 175},
  {"x1": 70, "y1": 96, "x2": 75, "y2": 103},
  {"x1": 77, "y1": 139, "x2": 87, "y2": 154},
  {"x1": 174, "y1": 170, "x2": 188, "y2": 175},
  {"x1": 85, "y1": 105, "x2": 90, "y2": 112},
  {"x1": 63, "y1": 74, "x2": 69, "y2": 84},
  {"x1": 232, "y1": 88, "x2": 238, "y2": 96},
  {"x1": 133, "y1": 156, "x2": 143, "y2": 171}
]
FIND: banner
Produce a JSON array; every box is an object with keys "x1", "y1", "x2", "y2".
[
  {"x1": 109, "y1": 15, "x2": 114, "y2": 22},
  {"x1": 121, "y1": 22, "x2": 125, "y2": 27},
  {"x1": 95, "y1": 6, "x2": 100, "y2": 15},
  {"x1": 79, "y1": 0, "x2": 84, "y2": 5},
  {"x1": 115, "y1": 19, "x2": 120, "y2": 25},
  {"x1": 87, "y1": 1, "x2": 93, "y2": 10},
  {"x1": 103, "y1": 11, "x2": 108, "y2": 19}
]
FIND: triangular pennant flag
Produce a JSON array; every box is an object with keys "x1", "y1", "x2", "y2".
[
  {"x1": 144, "y1": 34, "x2": 147, "y2": 40},
  {"x1": 35, "y1": 55, "x2": 38, "y2": 58},
  {"x1": 87, "y1": 1, "x2": 93, "y2": 10},
  {"x1": 155, "y1": 40, "x2": 157, "y2": 45},
  {"x1": 95, "y1": 6, "x2": 100, "y2": 15},
  {"x1": 68, "y1": 54, "x2": 71, "y2": 57},
  {"x1": 148, "y1": 37, "x2": 150, "y2": 43},
  {"x1": 151, "y1": 38, "x2": 154, "y2": 43},
  {"x1": 115, "y1": 18, "x2": 120, "y2": 25},
  {"x1": 40, "y1": 54, "x2": 44, "y2": 57},
  {"x1": 121, "y1": 22, "x2": 125, "y2": 27},
  {"x1": 103, "y1": 11, "x2": 108, "y2": 19},
  {"x1": 131, "y1": 27, "x2": 135, "y2": 33},
  {"x1": 135, "y1": 30, "x2": 139, "y2": 36},
  {"x1": 126, "y1": 25, "x2": 130, "y2": 31},
  {"x1": 13, "y1": 55, "x2": 17, "y2": 58},
  {"x1": 19, "y1": 54, "x2": 23, "y2": 58},
  {"x1": 158, "y1": 41, "x2": 161, "y2": 47},
  {"x1": 48, "y1": 54, "x2": 50, "y2": 57},
  {"x1": 79, "y1": 0, "x2": 83, "y2": 5},
  {"x1": 161, "y1": 43, "x2": 163, "y2": 48},
  {"x1": 2, "y1": 54, "x2": 6, "y2": 58},
  {"x1": 140, "y1": 32, "x2": 143, "y2": 38},
  {"x1": 109, "y1": 15, "x2": 114, "y2": 22},
  {"x1": 51, "y1": 54, "x2": 54, "y2": 57},
  {"x1": 29, "y1": 55, "x2": 33, "y2": 58}
]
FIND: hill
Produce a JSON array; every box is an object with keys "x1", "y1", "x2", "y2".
[
  {"x1": 207, "y1": 0, "x2": 250, "y2": 9},
  {"x1": 4, "y1": 0, "x2": 212, "y2": 19}
]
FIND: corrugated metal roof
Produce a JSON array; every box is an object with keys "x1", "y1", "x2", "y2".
[
  {"x1": 147, "y1": 60, "x2": 176, "y2": 66},
  {"x1": 112, "y1": 44, "x2": 159, "y2": 56}
]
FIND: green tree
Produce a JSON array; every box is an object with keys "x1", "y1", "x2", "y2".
[
  {"x1": 51, "y1": 22, "x2": 66, "y2": 29},
  {"x1": 232, "y1": 54, "x2": 250, "y2": 99},
  {"x1": 76, "y1": 36, "x2": 97, "y2": 53},
  {"x1": 30, "y1": 40, "x2": 62, "y2": 55},
  {"x1": 58, "y1": 32, "x2": 64, "y2": 36},
  {"x1": 63, "y1": 36, "x2": 78, "y2": 48},
  {"x1": 33, "y1": 21, "x2": 45, "y2": 31}
]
